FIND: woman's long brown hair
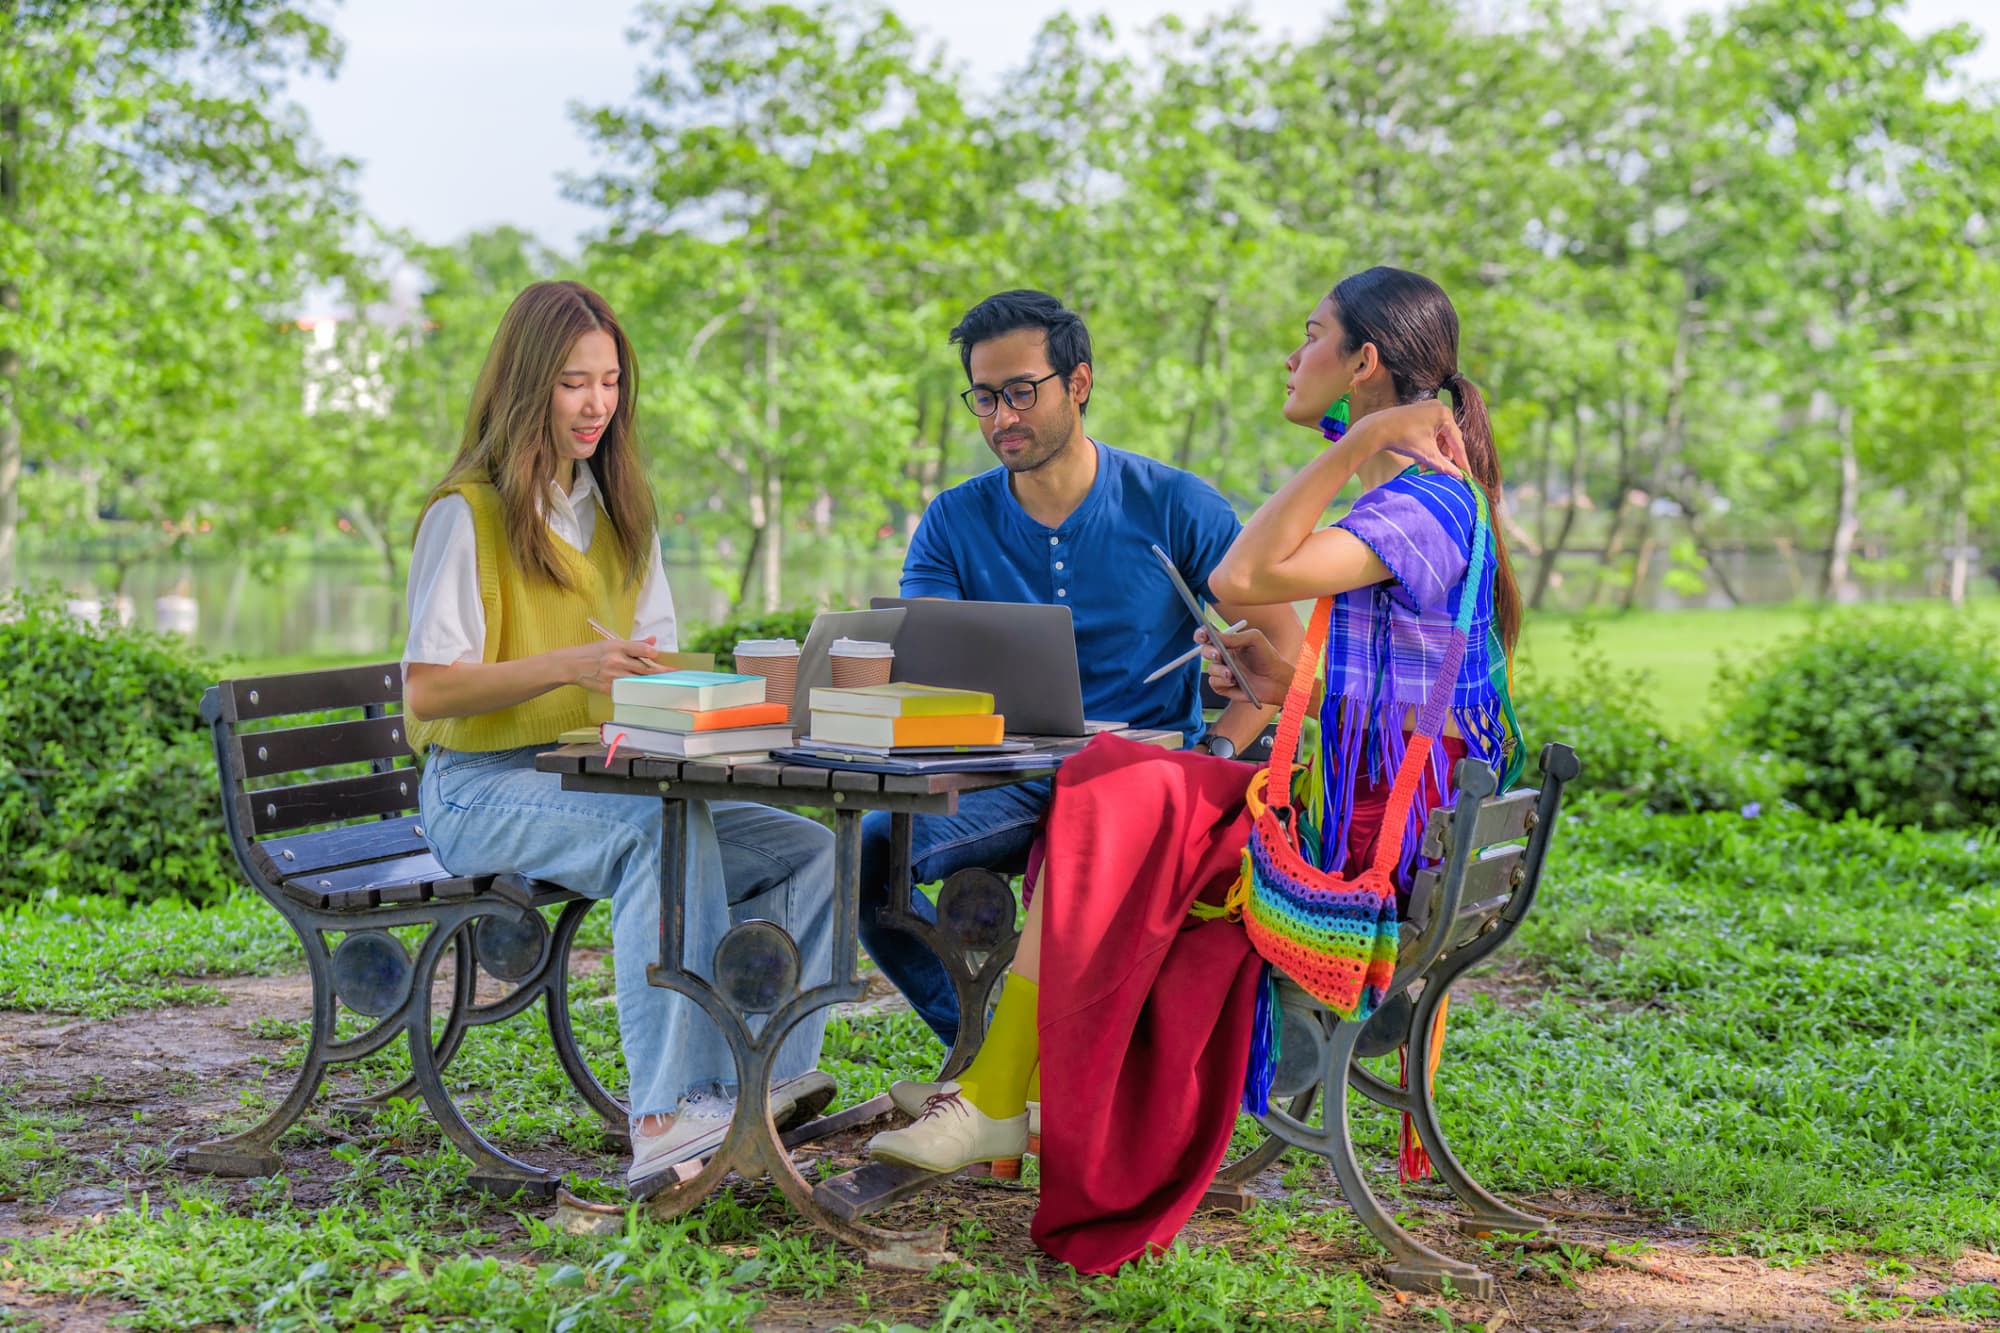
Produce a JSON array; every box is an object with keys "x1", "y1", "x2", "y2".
[
  {"x1": 1330, "y1": 267, "x2": 1522, "y2": 653},
  {"x1": 426, "y1": 280, "x2": 656, "y2": 591}
]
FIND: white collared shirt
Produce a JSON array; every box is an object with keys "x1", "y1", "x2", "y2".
[{"x1": 402, "y1": 463, "x2": 678, "y2": 671}]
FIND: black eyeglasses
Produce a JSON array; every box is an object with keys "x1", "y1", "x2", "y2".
[{"x1": 961, "y1": 370, "x2": 1066, "y2": 418}]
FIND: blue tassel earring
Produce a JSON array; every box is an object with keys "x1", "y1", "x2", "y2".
[{"x1": 1319, "y1": 394, "x2": 1351, "y2": 443}]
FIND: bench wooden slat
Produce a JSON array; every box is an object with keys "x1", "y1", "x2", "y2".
[
  {"x1": 1406, "y1": 844, "x2": 1525, "y2": 931},
  {"x1": 243, "y1": 769, "x2": 420, "y2": 836},
  {"x1": 779, "y1": 766, "x2": 831, "y2": 789},
  {"x1": 252, "y1": 815, "x2": 429, "y2": 877},
  {"x1": 1420, "y1": 788, "x2": 1540, "y2": 859},
  {"x1": 237, "y1": 714, "x2": 412, "y2": 779},
  {"x1": 732, "y1": 762, "x2": 784, "y2": 786},
  {"x1": 678, "y1": 760, "x2": 733, "y2": 784},
  {"x1": 227, "y1": 663, "x2": 402, "y2": 721},
  {"x1": 284, "y1": 851, "x2": 454, "y2": 898},
  {"x1": 829, "y1": 770, "x2": 880, "y2": 793}
]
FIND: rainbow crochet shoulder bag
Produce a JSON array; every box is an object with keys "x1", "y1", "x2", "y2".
[{"x1": 1240, "y1": 479, "x2": 1490, "y2": 1023}]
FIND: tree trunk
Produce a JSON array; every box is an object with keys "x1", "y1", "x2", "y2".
[
  {"x1": 1680, "y1": 502, "x2": 1742, "y2": 605},
  {"x1": 1174, "y1": 296, "x2": 1218, "y2": 471},
  {"x1": 1621, "y1": 274, "x2": 1700, "y2": 612},
  {"x1": 1822, "y1": 400, "x2": 1861, "y2": 603},
  {"x1": 1530, "y1": 401, "x2": 1588, "y2": 610},
  {"x1": 1947, "y1": 500, "x2": 1970, "y2": 609},
  {"x1": 0, "y1": 100, "x2": 21, "y2": 592},
  {"x1": 760, "y1": 304, "x2": 782, "y2": 613},
  {"x1": 732, "y1": 521, "x2": 764, "y2": 610}
]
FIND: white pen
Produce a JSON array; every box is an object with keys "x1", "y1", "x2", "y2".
[{"x1": 1143, "y1": 619, "x2": 1250, "y2": 684}]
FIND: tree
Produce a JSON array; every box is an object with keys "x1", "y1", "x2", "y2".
[{"x1": 0, "y1": 1, "x2": 357, "y2": 590}]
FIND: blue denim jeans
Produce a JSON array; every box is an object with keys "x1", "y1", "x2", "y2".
[
  {"x1": 857, "y1": 777, "x2": 1053, "y2": 1045},
  {"x1": 419, "y1": 744, "x2": 835, "y2": 1121}
]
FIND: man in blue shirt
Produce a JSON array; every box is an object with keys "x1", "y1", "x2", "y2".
[{"x1": 862, "y1": 290, "x2": 1304, "y2": 1045}]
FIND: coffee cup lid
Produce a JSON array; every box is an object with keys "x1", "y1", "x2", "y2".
[
  {"x1": 829, "y1": 638, "x2": 895, "y2": 657},
  {"x1": 734, "y1": 638, "x2": 799, "y2": 655}
]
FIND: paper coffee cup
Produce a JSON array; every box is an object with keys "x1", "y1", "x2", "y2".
[
  {"x1": 828, "y1": 637, "x2": 895, "y2": 689},
  {"x1": 735, "y1": 637, "x2": 801, "y2": 705}
]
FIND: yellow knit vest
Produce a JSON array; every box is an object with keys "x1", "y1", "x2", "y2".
[{"x1": 406, "y1": 478, "x2": 641, "y2": 753}]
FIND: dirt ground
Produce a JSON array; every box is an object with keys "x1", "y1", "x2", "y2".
[{"x1": 1, "y1": 962, "x2": 1995, "y2": 1332}]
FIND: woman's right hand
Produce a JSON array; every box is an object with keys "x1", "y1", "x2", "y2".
[
  {"x1": 553, "y1": 637, "x2": 660, "y2": 694},
  {"x1": 1347, "y1": 400, "x2": 1469, "y2": 478},
  {"x1": 1198, "y1": 626, "x2": 1295, "y2": 704}
]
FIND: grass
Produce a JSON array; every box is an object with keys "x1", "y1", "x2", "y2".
[
  {"x1": 228, "y1": 596, "x2": 2000, "y2": 740},
  {"x1": 2, "y1": 794, "x2": 1995, "y2": 1327},
  {"x1": 4, "y1": 597, "x2": 1997, "y2": 1327},
  {"x1": 1513, "y1": 596, "x2": 2000, "y2": 732}
]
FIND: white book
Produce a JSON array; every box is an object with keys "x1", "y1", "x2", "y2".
[{"x1": 601, "y1": 721, "x2": 794, "y2": 758}]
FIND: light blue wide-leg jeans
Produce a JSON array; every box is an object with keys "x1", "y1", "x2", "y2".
[{"x1": 419, "y1": 744, "x2": 835, "y2": 1121}]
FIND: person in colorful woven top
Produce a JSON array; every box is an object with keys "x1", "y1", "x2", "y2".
[
  {"x1": 866, "y1": 267, "x2": 1524, "y2": 1274},
  {"x1": 401, "y1": 282, "x2": 839, "y2": 1198}
]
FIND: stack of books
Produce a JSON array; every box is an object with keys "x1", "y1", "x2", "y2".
[
  {"x1": 802, "y1": 682, "x2": 1008, "y2": 756},
  {"x1": 602, "y1": 671, "x2": 795, "y2": 762}
]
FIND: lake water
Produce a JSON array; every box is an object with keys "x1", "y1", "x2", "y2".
[{"x1": 18, "y1": 546, "x2": 1974, "y2": 665}]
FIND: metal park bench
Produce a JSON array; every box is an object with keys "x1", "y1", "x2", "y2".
[
  {"x1": 175, "y1": 663, "x2": 623, "y2": 1197},
  {"x1": 1201, "y1": 740, "x2": 1584, "y2": 1297},
  {"x1": 819, "y1": 739, "x2": 1581, "y2": 1295}
]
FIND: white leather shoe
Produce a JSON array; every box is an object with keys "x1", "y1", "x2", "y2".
[
  {"x1": 868, "y1": 1091, "x2": 1027, "y2": 1173},
  {"x1": 889, "y1": 1078, "x2": 957, "y2": 1117},
  {"x1": 890, "y1": 1079, "x2": 1040, "y2": 1140}
]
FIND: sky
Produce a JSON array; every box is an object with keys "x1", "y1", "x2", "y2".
[{"x1": 287, "y1": 0, "x2": 1998, "y2": 261}]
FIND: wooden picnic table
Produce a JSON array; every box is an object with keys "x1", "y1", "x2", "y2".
[{"x1": 533, "y1": 742, "x2": 1062, "y2": 1268}]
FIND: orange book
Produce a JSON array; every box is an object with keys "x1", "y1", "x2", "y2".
[
  {"x1": 610, "y1": 700, "x2": 789, "y2": 733},
  {"x1": 809, "y1": 711, "x2": 1007, "y2": 749}
]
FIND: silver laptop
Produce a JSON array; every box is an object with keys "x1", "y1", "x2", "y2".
[
  {"x1": 870, "y1": 598, "x2": 1089, "y2": 736},
  {"x1": 789, "y1": 607, "x2": 909, "y2": 734}
]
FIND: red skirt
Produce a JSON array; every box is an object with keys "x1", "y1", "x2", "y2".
[{"x1": 1029, "y1": 730, "x2": 1464, "y2": 1272}]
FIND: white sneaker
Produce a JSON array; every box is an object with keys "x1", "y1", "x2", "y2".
[
  {"x1": 867, "y1": 1091, "x2": 1027, "y2": 1173},
  {"x1": 628, "y1": 1089, "x2": 734, "y2": 1192},
  {"x1": 889, "y1": 1079, "x2": 1038, "y2": 1141},
  {"x1": 629, "y1": 1071, "x2": 840, "y2": 1196}
]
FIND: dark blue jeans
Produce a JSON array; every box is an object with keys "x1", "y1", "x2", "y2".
[{"x1": 858, "y1": 777, "x2": 1054, "y2": 1045}]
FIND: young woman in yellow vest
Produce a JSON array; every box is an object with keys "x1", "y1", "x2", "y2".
[{"x1": 402, "y1": 280, "x2": 838, "y2": 1193}]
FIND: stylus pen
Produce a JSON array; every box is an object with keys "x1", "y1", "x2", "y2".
[{"x1": 1143, "y1": 620, "x2": 1250, "y2": 684}]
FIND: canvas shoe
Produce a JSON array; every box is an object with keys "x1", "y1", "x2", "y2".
[
  {"x1": 867, "y1": 1091, "x2": 1027, "y2": 1174},
  {"x1": 629, "y1": 1071, "x2": 839, "y2": 1197}
]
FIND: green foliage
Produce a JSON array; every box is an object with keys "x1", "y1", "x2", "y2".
[
  {"x1": 1516, "y1": 623, "x2": 1781, "y2": 814},
  {"x1": 0, "y1": 888, "x2": 297, "y2": 1015},
  {"x1": 0, "y1": 588, "x2": 236, "y2": 906},
  {"x1": 2, "y1": 3, "x2": 360, "y2": 589},
  {"x1": 682, "y1": 606, "x2": 824, "y2": 670},
  {"x1": 1460, "y1": 797, "x2": 2000, "y2": 1253},
  {"x1": 1725, "y1": 615, "x2": 2000, "y2": 829}
]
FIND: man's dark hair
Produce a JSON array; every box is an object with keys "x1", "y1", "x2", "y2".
[{"x1": 949, "y1": 290, "x2": 1093, "y2": 415}]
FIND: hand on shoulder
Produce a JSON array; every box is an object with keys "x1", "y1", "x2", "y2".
[{"x1": 1347, "y1": 401, "x2": 1469, "y2": 479}]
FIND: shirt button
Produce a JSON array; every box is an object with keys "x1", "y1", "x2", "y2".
[
  {"x1": 1049, "y1": 536, "x2": 1059, "y2": 546},
  {"x1": 1057, "y1": 588, "x2": 1067, "y2": 598},
  {"x1": 1055, "y1": 561, "x2": 1065, "y2": 571}
]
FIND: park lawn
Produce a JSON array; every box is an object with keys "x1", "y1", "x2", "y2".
[
  {"x1": 1513, "y1": 596, "x2": 2000, "y2": 732},
  {"x1": 229, "y1": 597, "x2": 2000, "y2": 740},
  {"x1": 1, "y1": 795, "x2": 1995, "y2": 1329}
]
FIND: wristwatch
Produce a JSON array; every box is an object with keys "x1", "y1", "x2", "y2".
[{"x1": 1194, "y1": 732, "x2": 1237, "y2": 760}]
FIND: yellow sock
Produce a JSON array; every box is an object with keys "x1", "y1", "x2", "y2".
[{"x1": 957, "y1": 974, "x2": 1039, "y2": 1119}]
